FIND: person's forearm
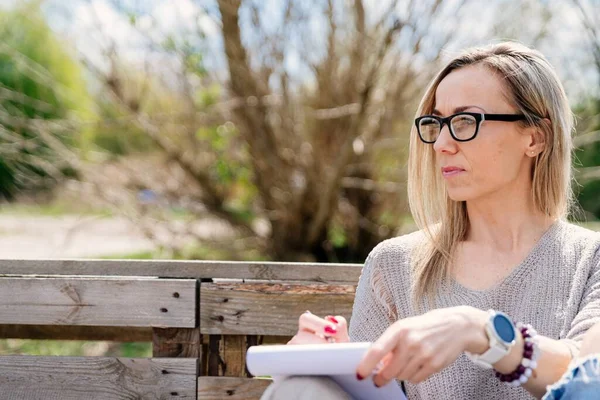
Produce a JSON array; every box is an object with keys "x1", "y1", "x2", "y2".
[
  {"x1": 492, "y1": 333, "x2": 572, "y2": 398},
  {"x1": 462, "y1": 307, "x2": 573, "y2": 399}
]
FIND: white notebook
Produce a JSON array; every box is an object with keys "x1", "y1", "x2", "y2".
[{"x1": 246, "y1": 342, "x2": 407, "y2": 400}]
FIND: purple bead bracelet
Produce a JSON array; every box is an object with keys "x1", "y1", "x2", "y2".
[{"x1": 494, "y1": 322, "x2": 539, "y2": 387}]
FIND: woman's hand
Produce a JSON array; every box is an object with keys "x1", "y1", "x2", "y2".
[
  {"x1": 356, "y1": 306, "x2": 488, "y2": 386},
  {"x1": 287, "y1": 311, "x2": 351, "y2": 345}
]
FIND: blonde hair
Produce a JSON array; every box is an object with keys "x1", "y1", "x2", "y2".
[{"x1": 407, "y1": 42, "x2": 574, "y2": 306}]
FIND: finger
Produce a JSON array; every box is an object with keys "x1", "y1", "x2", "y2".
[
  {"x1": 287, "y1": 330, "x2": 329, "y2": 345},
  {"x1": 406, "y1": 364, "x2": 434, "y2": 384},
  {"x1": 299, "y1": 312, "x2": 339, "y2": 336},
  {"x1": 374, "y1": 352, "x2": 394, "y2": 374},
  {"x1": 372, "y1": 348, "x2": 413, "y2": 387},
  {"x1": 325, "y1": 315, "x2": 349, "y2": 340},
  {"x1": 402, "y1": 342, "x2": 446, "y2": 383},
  {"x1": 356, "y1": 327, "x2": 404, "y2": 379},
  {"x1": 404, "y1": 354, "x2": 442, "y2": 384},
  {"x1": 325, "y1": 315, "x2": 346, "y2": 327},
  {"x1": 394, "y1": 354, "x2": 421, "y2": 382}
]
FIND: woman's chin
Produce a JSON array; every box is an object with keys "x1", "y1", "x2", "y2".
[{"x1": 446, "y1": 188, "x2": 476, "y2": 202}]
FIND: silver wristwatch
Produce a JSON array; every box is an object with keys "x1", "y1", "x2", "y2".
[{"x1": 465, "y1": 309, "x2": 517, "y2": 369}]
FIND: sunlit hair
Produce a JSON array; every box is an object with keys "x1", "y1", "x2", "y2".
[{"x1": 407, "y1": 42, "x2": 574, "y2": 306}]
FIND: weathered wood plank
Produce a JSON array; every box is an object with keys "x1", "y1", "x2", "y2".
[
  {"x1": 0, "y1": 259, "x2": 363, "y2": 283},
  {"x1": 200, "y1": 283, "x2": 355, "y2": 335},
  {"x1": 198, "y1": 377, "x2": 271, "y2": 400},
  {"x1": 0, "y1": 356, "x2": 197, "y2": 399},
  {"x1": 201, "y1": 335, "x2": 290, "y2": 345},
  {"x1": 222, "y1": 335, "x2": 246, "y2": 377},
  {"x1": 0, "y1": 277, "x2": 196, "y2": 327},
  {"x1": 152, "y1": 328, "x2": 202, "y2": 358},
  {"x1": 208, "y1": 335, "x2": 223, "y2": 376},
  {"x1": 0, "y1": 324, "x2": 151, "y2": 342},
  {"x1": 261, "y1": 336, "x2": 291, "y2": 345}
]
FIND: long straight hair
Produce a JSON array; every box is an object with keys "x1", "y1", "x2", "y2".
[{"x1": 407, "y1": 42, "x2": 574, "y2": 306}]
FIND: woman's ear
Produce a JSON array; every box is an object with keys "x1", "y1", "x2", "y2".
[{"x1": 525, "y1": 118, "x2": 549, "y2": 157}]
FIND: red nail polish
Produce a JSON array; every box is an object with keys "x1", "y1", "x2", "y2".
[
  {"x1": 356, "y1": 372, "x2": 364, "y2": 381},
  {"x1": 326, "y1": 316, "x2": 339, "y2": 324},
  {"x1": 324, "y1": 326, "x2": 337, "y2": 334}
]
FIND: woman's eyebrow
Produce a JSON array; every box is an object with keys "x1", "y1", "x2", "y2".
[{"x1": 432, "y1": 105, "x2": 485, "y2": 115}]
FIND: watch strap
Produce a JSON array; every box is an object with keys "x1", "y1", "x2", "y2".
[
  {"x1": 465, "y1": 342, "x2": 509, "y2": 369},
  {"x1": 465, "y1": 309, "x2": 515, "y2": 369}
]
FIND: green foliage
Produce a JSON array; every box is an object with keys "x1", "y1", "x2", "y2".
[
  {"x1": 0, "y1": 200, "x2": 112, "y2": 217},
  {"x1": 0, "y1": 3, "x2": 93, "y2": 199},
  {"x1": 197, "y1": 83, "x2": 221, "y2": 108},
  {"x1": 89, "y1": 100, "x2": 155, "y2": 156},
  {"x1": 98, "y1": 243, "x2": 268, "y2": 262},
  {"x1": 574, "y1": 99, "x2": 600, "y2": 219},
  {"x1": 197, "y1": 122, "x2": 257, "y2": 218},
  {"x1": 0, "y1": 339, "x2": 151, "y2": 358}
]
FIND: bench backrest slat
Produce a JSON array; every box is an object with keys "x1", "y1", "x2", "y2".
[
  {"x1": 197, "y1": 377, "x2": 271, "y2": 399},
  {"x1": 0, "y1": 356, "x2": 197, "y2": 399},
  {"x1": 0, "y1": 259, "x2": 362, "y2": 283},
  {"x1": 0, "y1": 277, "x2": 197, "y2": 328},
  {"x1": 200, "y1": 282, "x2": 356, "y2": 335}
]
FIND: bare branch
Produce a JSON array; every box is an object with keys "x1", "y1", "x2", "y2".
[
  {"x1": 306, "y1": 19, "x2": 403, "y2": 244},
  {"x1": 576, "y1": 166, "x2": 600, "y2": 183},
  {"x1": 574, "y1": 130, "x2": 600, "y2": 148},
  {"x1": 218, "y1": 0, "x2": 293, "y2": 213},
  {"x1": 340, "y1": 177, "x2": 404, "y2": 193}
]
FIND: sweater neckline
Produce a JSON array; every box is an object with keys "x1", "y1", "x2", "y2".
[{"x1": 448, "y1": 219, "x2": 565, "y2": 295}]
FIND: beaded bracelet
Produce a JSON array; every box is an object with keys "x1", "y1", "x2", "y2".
[{"x1": 494, "y1": 322, "x2": 540, "y2": 387}]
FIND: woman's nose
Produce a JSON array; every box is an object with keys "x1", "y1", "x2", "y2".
[{"x1": 433, "y1": 123, "x2": 458, "y2": 154}]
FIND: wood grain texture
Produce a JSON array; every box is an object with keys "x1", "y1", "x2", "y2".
[
  {"x1": 201, "y1": 335, "x2": 291, "y2": 345},
  {"x1": 0, "y1": 356, "x2": 197, "y2": 399},
  {"x1": 153, "y1": 328, "x2": 202, "y2": 358},
  {"x1": 0, "y1": 324, "x2": 151, "y2": 341},
  {"x1": 197, "y1": 377, "x2": 271, "y2": 400},
  {"x1": 200, "y1": 283, "x2": 355, "y2": 335},
  {"x1": 208, "y1": 335, "x2": 223, "y2": 376},
  {"x1": 222, "y1": 336, "x2": 245, "y2": 377},
  {"x1": 0, "y1": 259, "x2": 362, "y2": 283},
  {"x1": 0, "y1": 277, "x2": 196, "y2": 327}
]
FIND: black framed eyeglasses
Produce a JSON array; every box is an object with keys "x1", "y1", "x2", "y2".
[{"x1": 414, "y1": 112, "x2": 527, "y2": 143}]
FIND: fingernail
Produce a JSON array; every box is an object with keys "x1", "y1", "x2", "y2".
[
  {"x1": 373, "y1": 373, "x2": 380, "y2": 387},
  {"x1": 356, "y1": 372, "x2": 364, "y2": 381},
  {"x1": 326, "y1": 315, "x2": 339, "y2": 324},
  {"x1": 324, "y1": 326, "x2": 337, "y2": 334},
  {"x1": 373, "y1": 377, "x2": 381, "y2": 388},
  {"x1": 304, "y1": 310, "x2": 311, "y2": 314}
]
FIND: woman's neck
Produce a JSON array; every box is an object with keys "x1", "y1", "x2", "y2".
[{"x1": 465, "y1": 191, "x2": 555, "y2": 253}]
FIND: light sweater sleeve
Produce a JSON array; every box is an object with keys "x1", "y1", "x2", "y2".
[
  {"x1": 348, "y1": 248, "x2": 396, "y2": 343},
  {"x1": 563, "y1": 245, "x2": 600, "y2": 356}
]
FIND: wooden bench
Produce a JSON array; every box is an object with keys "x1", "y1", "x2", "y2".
[{"x1": 0, "y1": 259, "x2": 362, "y2": 399}]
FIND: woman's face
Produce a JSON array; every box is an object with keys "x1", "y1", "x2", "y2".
[{"x1": 432, "y1": 64, "x2": 535, "y2": 202}]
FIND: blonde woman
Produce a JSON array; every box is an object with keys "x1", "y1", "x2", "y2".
[{"x1": 262, "y1": 42, "x2": 600, "y2": 399}]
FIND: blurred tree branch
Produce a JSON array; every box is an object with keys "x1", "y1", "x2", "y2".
[{"x1": 67, "y1": 0, "x2": 531, "y2": 261}]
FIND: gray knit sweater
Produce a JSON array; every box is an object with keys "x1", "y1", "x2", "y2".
[{"x1": 348, "y1": 220, "x2": 600, "y2": 399}]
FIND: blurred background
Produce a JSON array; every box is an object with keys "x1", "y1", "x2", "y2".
[{"x1": 0, "y1": 0, "x2": 598, "y2": 356}]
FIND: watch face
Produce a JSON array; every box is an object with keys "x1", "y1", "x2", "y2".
[{"x1": 493, "y1": 314, "x2": 516, "y2": 343}]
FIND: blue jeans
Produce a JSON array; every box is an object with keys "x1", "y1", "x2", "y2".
[{"x1": 543, "y1": 355, "x2": 600, "y2": 399}]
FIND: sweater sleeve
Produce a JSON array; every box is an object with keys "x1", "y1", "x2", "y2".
[
  {"x1": 563, "y1": 245, "x2": 600, "y2": 356},
  {"x1": 348, "y1": 248, "x2": 396, "y2": 343}
]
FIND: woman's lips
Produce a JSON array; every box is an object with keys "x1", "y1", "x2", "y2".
[{"x1": 441, "y1": 166, "x2": 465, "y2": 178}]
